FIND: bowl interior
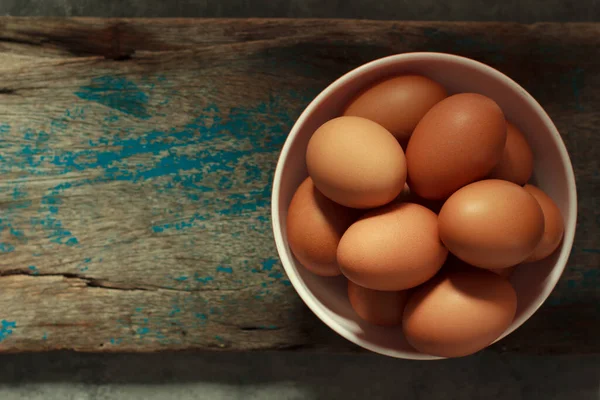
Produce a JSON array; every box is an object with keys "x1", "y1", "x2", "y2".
[{"x1": 272, "y1": 53, "x2": 577, "y2": 359}]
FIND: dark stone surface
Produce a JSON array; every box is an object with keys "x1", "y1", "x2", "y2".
[{"x1": 0, "y1": 351, "x2": 598, "y2": 399}]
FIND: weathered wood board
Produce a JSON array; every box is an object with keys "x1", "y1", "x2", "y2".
[{"x1": 0, "y1": 19, "x2": 598, "y2": 353}]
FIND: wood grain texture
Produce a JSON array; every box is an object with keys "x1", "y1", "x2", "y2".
[{"x1": 0, "y1": 18, "x2": 598, "y2": 353}]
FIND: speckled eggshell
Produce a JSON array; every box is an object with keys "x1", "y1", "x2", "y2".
[
  {"x1": 438, "y1": 179, "x2": 545, "y2": 269},
  {"x1": 343, "y1": 75, "x2": 447, "y2": 144},
  {"x1": 403, "y1": 268, "x2": 517, "y2": 358},
  {"x1": 406, "y1": 93, "x2": 507, "y2": 200},
  {"x1": 523, "y1": 184, "x2": 565, "y2": 262},
  {"x1": 337, "y1": 202, "x2": 448, "y2": 291},
  {"x1": 287, "y1": 177, "x2": 359, "y2": 277},
  {"x1": 306, "y1": 116, "x2": 407, "y2": 209},
  {"x1": 347, "y1": 280, "x2": 409, "y2": 326},
  {"x1": 489, "y1": 122, "x2": 534, "y2": 185}
]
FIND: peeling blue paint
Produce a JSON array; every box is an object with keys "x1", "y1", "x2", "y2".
[
  {"x1": 28, "y1": 265, "x2": 39, "y2": 275},
  {"x1": 0, "y1": 243, "x2": 15, "y2": 253},
  {"x1": 169, "y1": 305, "x2": 181, "y2": 317},
  {"x1": 194, "y1": 273, "x2": 214, "y2": 284},
  {"x1": 268, "y1": 271, "x2": 284, "y2": 279},
  {"x1": 262, "y1": 258, "x2": 278, "y2": 271},
  {"x1": 0, "y1": 78, "x2": 307, "y2": 255},
  {"x1": 0, "y1": 320, "x2": 16, "y2": 342},
  {"x1": 195, "y1": 313, "x2": 208, "y2": 325},
  {"x1": 1, "y1": 76, "x2": 313, "y2": 325},
  {"x1": 75, "y1": 76, "x2": 151, "y2": 120},
  {"x1": 136, "y1": 327, "x2": 150, "y2": 336},
  {"x1": 152, "y1": 213, "x2": 207, "y2": 233}
]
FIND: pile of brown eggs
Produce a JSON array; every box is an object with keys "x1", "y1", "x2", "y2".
[{"x1": 286, "y1": 75, "x2": 565, "y2": 358}]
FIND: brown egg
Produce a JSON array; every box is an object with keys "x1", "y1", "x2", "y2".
[
  {"x1": 488, "y1": 122, "x2": 534, "y2": 185},
  {"x1": 523, "y1": 184, "x2": 565, "y2": 262},
  {"x1": 406, "y1": 93, "x2": 507, "y2": 200},
  {"x1": 337, "y1": 202, "x2": 448, "y2": 290},
  {"x1": 403, "y1": 268, "x2": 517, "y2": 358},
  {"x1": 306, "y1": 116, "x2": 406, "y2": 209},
  {"x1": 347, "y1": 280, "x2": 409, "y2": 326},
  {"x1": 343, "y1": 75, "x2": 447, "y2": 143},
  {"x1": 287, "y1": 177, "x2": 359, "y2": 276},
  {"x1": 439, "y1": 179, "x2": 545, "y2": 269}
]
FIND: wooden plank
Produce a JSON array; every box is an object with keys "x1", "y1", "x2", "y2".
[{"x1": 0, "y1": 18, "x2": 598, "y2": 353}]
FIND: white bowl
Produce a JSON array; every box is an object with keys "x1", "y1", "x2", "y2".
[{"x1": 271, "y1": 52, "x2": 577, "y2": 359}]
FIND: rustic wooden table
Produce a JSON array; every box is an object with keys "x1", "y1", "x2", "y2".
[{"x1": 0, "y1": 18, "x2": 597, "y2": 353}]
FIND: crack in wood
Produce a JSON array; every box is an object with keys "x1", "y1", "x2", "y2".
[
  {"x1": 1, "y1": 24, "x2": 136, "y2": 60},
  {"x1": 0, "y1": 35, "x2": 46, "y2": 47},
  {"x1": 239, "y1": 326, "x2": 282, "y2": 331},
  {"x1": 0, "y1": 269, "x2": 256, "y2": 294},
  {"x1": 0, "y1": 268, "x2": 180, "y2": 292},
  {"x1": 0, "y1": 88, "x2": 16, "y2": 95}
]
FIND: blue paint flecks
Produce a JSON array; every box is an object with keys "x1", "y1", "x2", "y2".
[
  {"x1": 110, "y1": 337, "x2": 123, "y2": 345},
  {"x1": 262, "y1": 258, "x2": 278, "y2": 271},
  {"x1": 1, "y1": 76, "x2": 313, "y2": 314},
  {"x1": 169, "y1": 305, "x2": 181, "y2": 317},
  {"x1": 281, "y1": 280, "x2": 292, "y2": 287},
  {"x1": 1, "y1": 82, "x2": 307, "y2": 250},
  {"x1": 0, "y1": 320, "x2": 16, "y2": 342},
  {"x1": 136, "y1": 327, "x2": 150, "y2": 336},
  {"x1": 79, "y1": 257, "x2": 92, "y2": 272},
  {"x1": 75, "y1": 76, "x2": 152, "y2": 120},
  {"x1": 194, "y1": 273, "x2": 214, "y2": 284},
  {"x1": 0, "y1": 243, "x2": 15, "y2": 253},
  {"x1": 12, "y1": 186, "x2": 27, "y2": 200},
  {"x1": 216, "y1": 266, "x2": 233, "y2": 274},
  {"x1": 268, "y1": 271, "x2": 284, "y2": 279},
  {"x1": 195, "y1": 313, "x2": 208, "y2": 325},
  {"x1": 42, "y1": 332, "x2": 48, "y2": 341},
  {"x1": 65, "y1": 237, "x2": 79, "y2": 246},
  {"x1": 152, "y1": 213, "x2": 207, "y2": 233},
  {"x1": 28, "y1": 265, "x2": 39, "y2": 275}
]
